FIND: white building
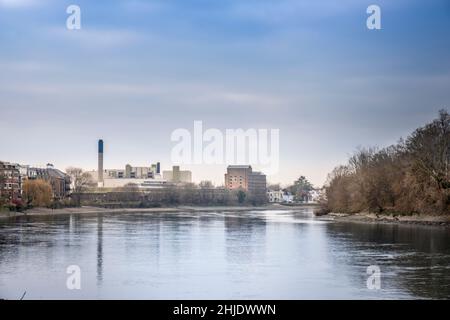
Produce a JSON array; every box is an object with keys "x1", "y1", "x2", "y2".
[
  {"x1": 163, "y1": 166, "x2": 192, "y2": 183},
  {"x1": 267, "y1": 190, "x2": 294, "y2": 203},
  {"x1": 88, "y1": 163, "x2": 163, "y2": 189},
  {"x1": 102, "y1": 178, "x2": 170, "y2": 189},
  {"x1": 307, "y1": 189, "x2": 325, "y2": 203}
]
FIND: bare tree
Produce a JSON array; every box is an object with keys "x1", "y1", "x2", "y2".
[
  {"x1": 407, "y1": 109, "x2": 450, "y2": 190},
  {"x1": 66, "y1": 167, "x2": 94, "y2": 206},
  {"x1": 268, "y1": 183, "x2": 281, "y2": 191},
  {"x1": 120, "y1": 183, "x2": 140, "y2": 192},
  {"x1": 325, "y1": 110, "x2": 450, "y2": 215},
  {"x1": 199, "y1": 180, "x2": 214, "y2": 189}
]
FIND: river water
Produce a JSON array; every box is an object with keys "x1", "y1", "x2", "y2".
[{"x1": 0, "y1": 208, "x2": 449, "y2": 299}]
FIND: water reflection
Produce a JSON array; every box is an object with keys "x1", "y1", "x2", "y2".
[
  {"x1": 96, "y1": 214, "x2": 103, "y2": 285},
  {"x1": 0, "y1": 210, "x2": 449, "y2": 299},
  {"x1": 224, "y1": 215, "x2": 266, "y2": 265},
  {"x1": 325, "y1": 222, "x2": 450, "y2": 299}
]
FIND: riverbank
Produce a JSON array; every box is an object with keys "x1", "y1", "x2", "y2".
[
  {"x1": 0, "y1": 204, "x2": 291, "y2": 219},
  {"x1": 320, "y1": 212, "x2": 450, "y2": 227},
  {"x1": 3, "y1": 206, "x2": 449, "y2": 228}
]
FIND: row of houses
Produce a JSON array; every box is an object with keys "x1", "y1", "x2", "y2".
[
  {"x1": 0, "y1": 161, "x2": 71, "y2": 203},
  {"x1": 223, "y1": 166, "x2": 327, "y2": 204},
  {"x1": 1, "y1": 156, "x2": 320, "y2": 206},
  {"x1": 267, "y1": 189, "x2": 324, "y2": 204},
  {"x1": 267, "y1": 190, "x2": 294, "y2": 203}
]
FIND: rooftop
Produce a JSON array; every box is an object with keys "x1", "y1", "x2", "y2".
[{"x1": 227, "y1": 165, "x2": 252, "y2": 169}]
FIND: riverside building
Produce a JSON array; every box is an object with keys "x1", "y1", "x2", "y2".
[
  {"x1": 93, "y1": 139, "x2": 165, "y2": 189},
  {"x1": 225, "y1": 165, "x2": 267, "y2": 198}
]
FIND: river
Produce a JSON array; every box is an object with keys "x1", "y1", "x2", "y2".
[{"x1": 0, "y1": 208, "x2": 449, "y2": 299}]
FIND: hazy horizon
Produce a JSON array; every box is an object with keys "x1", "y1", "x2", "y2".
[{"x1": 1, "y1": 0, "x2": 449, "y2": 187}]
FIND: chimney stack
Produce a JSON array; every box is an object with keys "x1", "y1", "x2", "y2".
[{"x1": 98, "y1": 139, "x2": 104, "y2": 187}]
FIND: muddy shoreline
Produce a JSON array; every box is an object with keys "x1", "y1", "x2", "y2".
[
  {"x1": 0, "y1": 204, "x2": 288, "y2": 219},
  {"x1": 1, "y1": 206, "x2": 449, "y2": 228},
  {"x1": 319, "y1": 212, "x2": 450, "y2": 227}
]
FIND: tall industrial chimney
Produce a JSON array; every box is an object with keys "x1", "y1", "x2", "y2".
[{"x1": 98, "y1": 139, "x2": 104, "y2": 187}]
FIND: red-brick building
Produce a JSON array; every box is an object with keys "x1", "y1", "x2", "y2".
[
  {"x1": 225, "y1": 165, "x2": 267, "y2": 199},
  {"x1": 27, "y1": 165, "x2": 71, "y2": 199},
  {"x1": 0, "y1": 161, "x2": 22, "y2": 202}
]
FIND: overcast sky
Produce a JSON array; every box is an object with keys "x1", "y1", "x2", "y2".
[{"x1": 0, "y1": 0, "x2": 449, "y2": 187}]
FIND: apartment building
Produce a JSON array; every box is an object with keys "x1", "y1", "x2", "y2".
[
  {"x1": 225, "y1": 165, "x2": 267, "y2": 197},
  {"x1": 0, "y1": 161, "x2": 22, "y2": 201}
]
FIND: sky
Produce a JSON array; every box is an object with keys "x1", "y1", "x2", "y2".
[{"x1": 0, "y1": 0, "x2": 449, "y2": 187}]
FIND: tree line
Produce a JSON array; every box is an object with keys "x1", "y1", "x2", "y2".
[
  {"x1": 325, "y1": 110, "x2": 450, "y2": 215},
  {"x1": 78, "y1": 183, "x2": 267, "y2": 208}
]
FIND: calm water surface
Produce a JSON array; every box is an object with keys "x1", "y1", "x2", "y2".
[{"x1": 0, "y1": 208, "x2": 449, "y2": 299}]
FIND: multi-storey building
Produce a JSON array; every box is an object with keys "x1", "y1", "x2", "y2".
[
  {"x1": 225, "y1": 165, "x2": 252, "y2": 190},
  {"x1": 224, "y1": 165, "x2": 267, "y2": 198},
  {"x1": 1, "y1": 162, "x2": 70, "y2": 202},
  {"x1": 94, "y1": 139, "x2": 164, "y2": 188},
  {"x1": 0, "y1": 161, "x2": 22, "y2": 201},
  {"x1": 248, "y1": 171, "x2": 267, "y2": 197},
  {"x1": 26, "y1": 164, "x2": 71, "y2": 199},
  {"x1": 163, "y1": 166, "x2": 192, "y2": 183}
]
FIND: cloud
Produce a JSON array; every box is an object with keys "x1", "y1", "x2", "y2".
[
  {"x1": 45, "y1": 27, "x2": 144, "y2": 48},
  {"x1": 120, "y1": 0, "x2": 168, "y2": 13},
  {"x1": 0, "y1": 79, "x2": 288, "y2": 111},
  {"x1": 0, "y1": 60, "x2": 58, "y2": 72},
  {"x1": 0, "y1": 82, "x2": 162, "y2": 96},
  {"x1": 229, "y1": 0, "x2": 362, "y2": 23},
  {"x1": 191, "y1": 91, "x2": 287, "y2": 109},
  {"x1": 0, "y1": 0, "x2": 42, "y2": 8}
]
